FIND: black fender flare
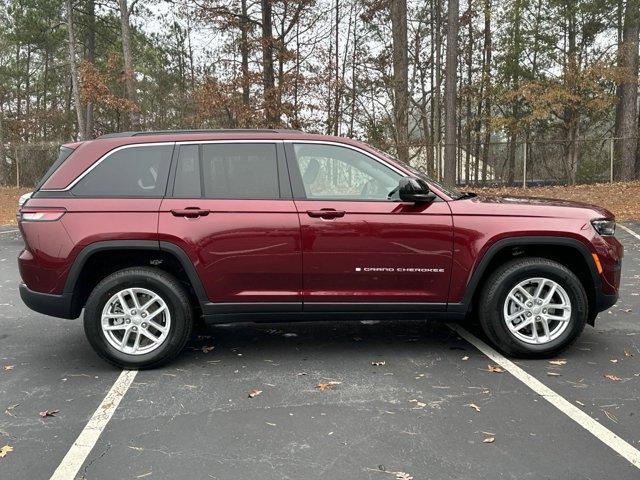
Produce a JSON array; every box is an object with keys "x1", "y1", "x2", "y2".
[
  {"x1": 448, "y1": 236, "x2": 601, "y2": 315},
  {"x1": 63, "y1": 240, "x2": 209, "y2": 307}
]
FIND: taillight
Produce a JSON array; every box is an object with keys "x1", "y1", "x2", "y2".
[{"x1": 20, "y1": 209, "x2": 66, "y2": 222}]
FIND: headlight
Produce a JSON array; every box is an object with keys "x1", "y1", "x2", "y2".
[{"x1": 591, "y1": 219, "x2": 616, "y2": 236}]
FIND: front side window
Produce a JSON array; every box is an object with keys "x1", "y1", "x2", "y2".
[
  {"x1": 201, "y1": 143, "x2": 279, "y2": 199},
  {"x1": 293, "y1": 144, "x2": 401, "y2": 200},
  {"x1": 72, "y1": 145, "x2": 173, "y2": 197}
]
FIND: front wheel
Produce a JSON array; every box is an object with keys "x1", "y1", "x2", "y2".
[
  {"x1": 478, "y1": 257, "x2": 588, "y2": 358},
  {"x1": 84, "y1": 267, "x2": 193, "y2": 369}
]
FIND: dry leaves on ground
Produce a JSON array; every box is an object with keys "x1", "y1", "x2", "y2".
[
  {"x1": 201, "y1": 346, "x2": 215, "y2": 353},
  {"x1": 483, "y1": 364, "x2": 504, "y2": 373},
  {"x1": 315, "y1": 381, "x2": 341, "y2": 391},
  {"x1": 409, "y1": 399, "x2": 427, "y2": 409},
  {"x1": 549, "y1": 359, "x2": 567, "y2": 366},
  {"x1": 3, "y1": 365, "x2": 13, "y2": 371},
  {"x1": 371, "y1": 361, "x2": 386, "y2": 366},
  {"x1": 483, "y1": 436, "x2": 495, "y2": 444},
  {"x1": 466, "y1": 403, "x2": 481, "y2": 412},
  {"x1": 248, "y1": 389, "x2": 262, "y2": 398},
  {"x1": 0, "y1": 445, "x2": 13, "y2": 458},
  {"x1": 547, "y1": 372, "x2": 561, "y2": 377},
  {"x1": 39, "y1": 409, "x2": 59, "y2": 418},
  {"x1": 604, "y1": 374, "x2": 622, "y2": 381}
]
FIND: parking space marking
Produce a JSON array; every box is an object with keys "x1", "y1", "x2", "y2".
[
  {"x1": 450, "y1": 324, "x2": 640, "y2": 469},
  {"x1": 619, "y1": 224, "x2": 640, "y2": 241},
  {"x1": 0, "y1": 229, "x2": 19, "y2": 235},
  {"x1": 49, "y1": 370, "x2": 138, "y2": 480}
]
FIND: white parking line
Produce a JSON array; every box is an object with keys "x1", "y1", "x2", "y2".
[
  {"x1": 0, "y1": 229, "x2": 19, "y2": 235},
  {"x1": 450, "y1": 324, "x2": 640, "y2": 469},
  {"x1": 49, "y1": 370, "x2": 138, "y2": 480},
  {"x1": 619, "y1": 224, "x2": 640, "y2": 241}
]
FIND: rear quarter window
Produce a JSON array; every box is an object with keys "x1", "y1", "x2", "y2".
[
  {"x1": 72, "y1": 145, "x2": 174, "y2": 197},
  {"x1": 35, "y1": 146, "x2": 74, "y2": 190}
]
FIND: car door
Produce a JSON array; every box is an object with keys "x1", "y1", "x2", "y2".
[
  {"x1": 159, "y1": 141, "x2": 302, "y2": 312},
  {"x1": 286, "y1": 142, "x2": 453, "y2": 311}
]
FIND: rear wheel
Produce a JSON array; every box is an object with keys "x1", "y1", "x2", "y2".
[
  {"x1": 84, "y1": 267, "x2": 193, "y2": 369},
  {"x1": 478, "y1": 257, "x2": 588, "y2": 358}
]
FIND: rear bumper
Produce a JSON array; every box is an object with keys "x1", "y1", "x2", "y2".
[{"x1": 19, "y1": 283, "x2": 78, "y2": 319}]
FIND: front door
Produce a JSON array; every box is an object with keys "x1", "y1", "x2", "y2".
[
  {"x1": 286, "y1": 142, "x2": 453, "y2": 310},
  {"x1": 159, "y1": 142, "x2": 302, "y2": 311}
]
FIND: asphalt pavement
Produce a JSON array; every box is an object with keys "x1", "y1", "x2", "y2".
[{"x1": 0, "y1": 223, "x2": 638, "y2": 479}]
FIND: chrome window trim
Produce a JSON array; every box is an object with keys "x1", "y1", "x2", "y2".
[{"x1": 40, "y1": 142, "x2": 177, "y2": 192}]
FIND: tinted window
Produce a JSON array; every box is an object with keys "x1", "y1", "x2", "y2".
[
  {"x1": 173, "y1": 145, "x2": 201, "y2": 197},
  {"x1": 293, "y1": 144, "x2": 401, "y2": 200},
  {"x1": 201, "y1": 143, "x2": 279, "y2": 199},
  {"x1": 72, "y1": 145, "x2": 173, "y2": 197}
]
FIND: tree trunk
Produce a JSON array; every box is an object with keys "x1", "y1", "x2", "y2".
[
  {"x1": 66, "y1": 0, "x2": 85, "y2": 140},
  {"x1": 261, "y1": 0, "x2": 279, "y2": 126},
  {"x1": 481, "y1": 0, "x2": 492, "y2": 184},
  {"x1": 614, "y1": 0, "x2": 639, "y2": 180},
  {"x1": 117, "y1": 0, "x2": 140, "y2": 130},
  {"x1": 240, "y1": 0, "x2": 250, "y2": 107},
  {"x1": 391, "y1": 0, "x2": 409, "y2": 163},
  {"x1": 443, "y1": 0, "x2": 459, "y2": 186},
  {"x1": 84, "y1": 0, "x2": 96, "y2": 138}
]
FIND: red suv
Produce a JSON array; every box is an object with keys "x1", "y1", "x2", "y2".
[{"x1": 18, "y1": 130, "x2": 623, "y2": 368}]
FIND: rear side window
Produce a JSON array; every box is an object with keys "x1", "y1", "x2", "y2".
[
  {"x1": 72, "y1": 145, "x2": 173, "y2": 197},
  {"x1": 201, "y1": 143, "x2": 279, "y2": 199},
  {"x1": 173, "y1": 145, "x2": 201, "y2": 197}
]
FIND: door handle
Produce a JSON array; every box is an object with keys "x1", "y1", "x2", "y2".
[
  {"x1": 306, "y1": 209, "x2": 346, "y2": 219},
  {"x1": 170, "y1": 207, "x2": 210, "y2": 218}
]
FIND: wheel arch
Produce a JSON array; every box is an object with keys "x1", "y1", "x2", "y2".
[
  {"x1": 450, "y1": 236, "x2": 600, "y2": 323},
  {"x1": 64, "y1": 240, "x2": 208, "y2": 317}
]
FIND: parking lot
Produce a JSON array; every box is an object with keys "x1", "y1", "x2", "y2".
[{"x1": 0, "y1": 224, "x2": 639, "y2": 480}]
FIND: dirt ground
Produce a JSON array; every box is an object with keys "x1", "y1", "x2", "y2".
[
  {"x1": 1, "y1": 181, "x2": 638, "y2": 225},
  {"x1": 475, "y1": 181, "x2": 640, "y2": 221}
]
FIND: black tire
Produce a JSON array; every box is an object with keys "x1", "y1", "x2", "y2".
[
  {"x1": 84, "y1": 267, "x2": 193, "y2": 369},
  {"x1": 478, "y1": 257, "x2": 588, "y2": 358}
]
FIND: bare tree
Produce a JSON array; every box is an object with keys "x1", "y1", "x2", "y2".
[
  {"x1": 261, "y1": 0, "x2": 279, "y2": 126},
  {"x1": 117, "y1": 0, "x2": 141, "y2": 130},
  {"x1": 391, "y1": 0, "x2": 409, "y2": 163},
  {"x1": 66, "y1": 0, "x2": 85, "y2": 140},
  {"x1": 443, "y1": 0, "x2": 459, "y2": 185},
  {"x1": 614, "y1": 0, "x2": 639, "y2": 180}
]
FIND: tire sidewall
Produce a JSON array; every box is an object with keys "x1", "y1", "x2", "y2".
[
  {"x1": 84, "y1": 270, "x2": 190, "y2": 368},
  {"x1": 482, "y1": 261, "x2": 587, "y2": 355}
]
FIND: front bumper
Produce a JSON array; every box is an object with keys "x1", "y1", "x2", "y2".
[{"x1": 19, "y1": 283, "x2": 78, "y2": 319}]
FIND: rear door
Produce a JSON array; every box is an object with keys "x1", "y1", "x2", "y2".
[
  {"x1": 286, "y1": 142, "x2": 453, "y2": 310},
  {"x1": 159, "y1": 141, "x2": 302, "y2": 312}
]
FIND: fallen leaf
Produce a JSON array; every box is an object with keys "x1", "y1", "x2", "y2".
[
  {"x1": 265, "y1": 421, "x2": 276, "y2": 426},
  {"x1": 0, "y1": 445, "x2": 13, "y2": 458},
  {"x1": 610, "y1": 359, "x2": 618, "y2": 363},
  {"x1": 576, "y1": 400, "x2": 585, "y2": 406},
  {"x1": 462, "y1": 356, "x2": 469, "y2": 361},
  {"x1": 201, "y1": 346, "x2": 215, "y2": 353},
  {"x1": 39, "y1": 409, "x2": 59, "y2": 418},
  {"x1": 484, "y1": 364, "x2": 504, "y2": 373},
  {"x1": 604, "y1": 374, "x2": 622, "y2": 382},
  {"x1": 466, "y1": 403, "x2": 481, "y2": 412},
  {"x1": 549, "y1": 360, "x2": 567, "y2": 366},
  {"x1": 371, "y1": 361, "x2": 386, "y2": 366},
  {"x1": 3, "y1": 365, "x2": 14, "y2": 371},
  {"x1": 248, "y1": 389, "x2": 262, "y2": 398},
  {"x1": 4, "y1": 404, "x2": 19, "y2": 417},
  {"x1": 394, "y1": 472, "x2": 413, "y2": 480},
  {"x1": 483, "y1": 436, "x2": 495, "y2": 443},
  {"x1": 602, "y1": 410, "x2": 618, "y2": 423},
  {"x1": 409, "y1": 399, "x2": 427, "y2": 408},
  {"x1": 315, "y1": 381, "x2": 341, "y2": 391},
  {"x1": 547, "y1": 372, "x2": 561, "y2": 377},
  {"x1": 624, "y1": 349, "x2": 633, "y2": 357}
]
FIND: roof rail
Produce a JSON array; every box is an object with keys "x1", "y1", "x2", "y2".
[{"x1": 98, "y1": 129, "x2": 300, "y2": 139}]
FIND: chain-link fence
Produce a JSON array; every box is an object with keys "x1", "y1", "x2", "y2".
[
  {"x1": 0, "y1": 137, "x2": 637, "y2": 189},
  {"x1": 409, "y1": 137, "x2": 636, "y2": 186}
]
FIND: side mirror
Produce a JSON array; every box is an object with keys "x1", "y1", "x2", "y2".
[{"x1": 391, "y1": 178, "x2": 436, "y2": 203}]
